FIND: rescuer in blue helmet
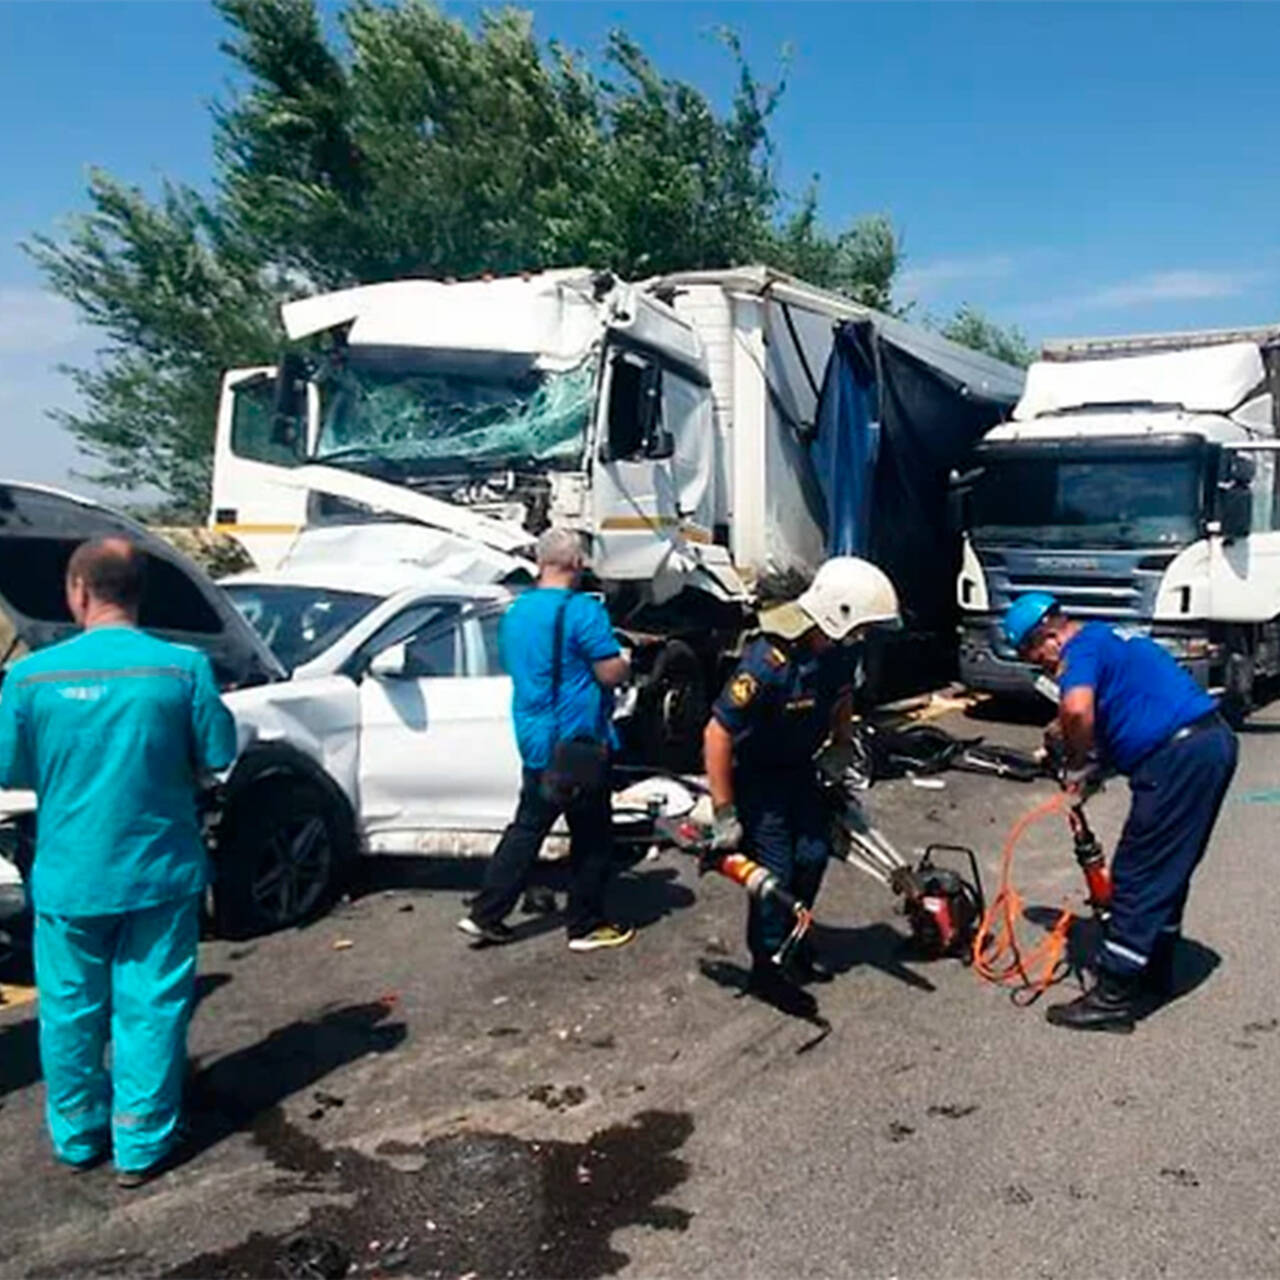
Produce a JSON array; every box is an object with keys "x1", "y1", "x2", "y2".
[{"x1": 1003, "y1": 592, "x2": 1237, "y2": 1032}]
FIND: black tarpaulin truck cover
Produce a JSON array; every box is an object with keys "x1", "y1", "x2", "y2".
[{"x1": 814, "y1": 319, "x2": 1022, "y2": 639}]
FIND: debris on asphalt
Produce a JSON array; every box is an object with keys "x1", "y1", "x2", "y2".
[
  {"x1": 908, "y1": 775, "x2": 946, "y2": 790},
  {"x1": 927, "y1": 1103, "x2": 979, "y2": 1120},
  {"x1": 332, "y1": 939, "x2": 354, "y2": 951},
  {"x1": 164, "y1": 1108, "x2": 693, "y2": 1279},
  {"x1": 526, "y1": 1083, "x2": 588, "y2": 1111}
]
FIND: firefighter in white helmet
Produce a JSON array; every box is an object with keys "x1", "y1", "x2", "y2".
[{"x1": 703, "y1": 556, "x2": 901, "y2": 1007}]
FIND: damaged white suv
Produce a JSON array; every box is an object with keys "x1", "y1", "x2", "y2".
[{"x1": 0, "y1": 483, "x2": 672, "y2": 940}]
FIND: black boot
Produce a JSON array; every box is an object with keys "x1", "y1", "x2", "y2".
[
  {"x1": 1045, "y1": 970, "x2": 1140, "y2": 1033},
  {"x1": 787, "y1": 940, "x2": 835, "y2": 985},
  {"x1": 1142, "y1": 935, "x2": 1177, "y2": 1001}
]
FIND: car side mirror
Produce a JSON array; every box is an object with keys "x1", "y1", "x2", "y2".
[{"x1": 369, "y1": 643, "x2": 408, "y2": 680}]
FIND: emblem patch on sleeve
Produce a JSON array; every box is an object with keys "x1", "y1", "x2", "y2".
[{"x1": 729, "y1": 672, "x2": 759, "y2": 707}]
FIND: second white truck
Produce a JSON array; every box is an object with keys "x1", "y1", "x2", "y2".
[{"x1": 957, "y1": 325, "x2": 1280, "y2": 709}]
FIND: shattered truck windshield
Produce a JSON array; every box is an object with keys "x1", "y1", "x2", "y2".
[{"x1": 313, "y1": 351, "x2": 597, "y2": 475}]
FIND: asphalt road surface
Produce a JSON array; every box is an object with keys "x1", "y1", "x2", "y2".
[{"x1": 3, "y1": 700, "x2": 1280, "y2": 1279}]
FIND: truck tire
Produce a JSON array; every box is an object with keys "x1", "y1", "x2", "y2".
[
  {"x1": 212, "y1": 774, "x2": 355, "y2": 939},
  {"x1": 636, "y1": 641, "x2": 709, "y2": 773}
]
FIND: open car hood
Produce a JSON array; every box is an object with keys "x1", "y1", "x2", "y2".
[{"x1": 0, "y1": 482, "x2": 286, "y2": 688}]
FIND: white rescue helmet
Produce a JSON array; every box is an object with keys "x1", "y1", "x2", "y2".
[{"x1": 796, "y1": 556, "x2": 901, "y2": 642}]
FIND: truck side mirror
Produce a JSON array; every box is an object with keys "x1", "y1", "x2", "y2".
[
  {"x1": 602, "y1": 350, "x2": 661, "y2": 463},
  {"x1": 647, "y1": 428, "x2": 675, "y2": 461},
  {"x1": 1217, "y1": 485, "x2": 1252, "y2": 541},
  {"x1": 271, "y1": 351, "x2": 309, "y2": 450}
]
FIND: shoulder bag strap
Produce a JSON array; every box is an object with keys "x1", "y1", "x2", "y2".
[{"x1": 549, "y1": 593, "x2": 571, "y2": 747}]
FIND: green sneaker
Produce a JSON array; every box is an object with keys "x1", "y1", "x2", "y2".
[{"x1": 567, "y1": 924, "x2": 636, "y2": 952}]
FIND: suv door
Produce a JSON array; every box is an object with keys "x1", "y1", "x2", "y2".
[{"x1": 355, "y1": 601, "x2": 520, "y2": 837}]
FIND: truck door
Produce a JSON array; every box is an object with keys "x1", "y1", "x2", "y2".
[
  {"x1": 209, "y1": 366, "x2": 309, "y2": 569},
  {"x1": 1210, "y1": 443, "x2": 1280, "y2": 624},
  {"x1": 591, "y1": 347, "x2": 689, "y2": 583}
]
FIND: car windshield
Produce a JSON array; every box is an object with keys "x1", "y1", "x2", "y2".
[
  {"x1": 970, "y1": 453, "x2": 1205, "y2": 548},
  {"x1": 313, "y1": 351, "x2": 597, "y2": 476},
  {"x1": 224, "y1": 584, "x2": 382, "y2": 672}
]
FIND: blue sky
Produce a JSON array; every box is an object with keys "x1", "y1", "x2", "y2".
[{"x1": 1, "y1": 0, "x2": 1277, "y2": 496}]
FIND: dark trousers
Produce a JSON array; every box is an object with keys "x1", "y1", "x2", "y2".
[
  {"x1": 1099, "y1": 719, "x2": 1238, "y2": 977},
  {"x1": 471, "y1": 768, "x2": 615, "y2": 939},
  {"x1": 737, "y1": 771, "x2": 831, "y2": 963}
]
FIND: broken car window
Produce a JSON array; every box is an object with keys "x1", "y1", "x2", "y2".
[{"x1": 224, "y1": 584, "x2": 381, "y2": 673}]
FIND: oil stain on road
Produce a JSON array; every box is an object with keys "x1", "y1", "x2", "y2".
[{"x1": 164, "y1": 1107, "x2": 694, "y2": 1279}]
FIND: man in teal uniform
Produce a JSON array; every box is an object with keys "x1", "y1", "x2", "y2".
[{"x1": 0, "y1": 537, "x2": 236, "y2": 1185}]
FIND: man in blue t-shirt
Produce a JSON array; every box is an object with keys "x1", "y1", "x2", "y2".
[
  {"x1": 0, "y1": 537, "x2": 236, "y2": 1185},
  {"x1": 1004, "y1": 593, "x2": 1237, "y2": 1032},
  {"x1": 458, "y1": 528, "x2": 634, "y2": 952}
]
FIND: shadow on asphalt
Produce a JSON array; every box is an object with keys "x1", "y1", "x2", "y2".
[
  {"x1": 811, "y1": 920, "x2": 938, "y2": 992},
  {"x1": 354, "y1": 855, "x2": 696, "y2": 937},
  {"x1": 965, "y1": 697, "x2": 1055, "y2": 728},
  {"x1": 183, "y1": 997, "x2": 407, "y2": 1168},
  {"x1": 1026, "y1": 904, "x2": 1221, "y2": 1008},
  {"x1": 697, "y1": 959, "x2": 830, "y2": 1043}
]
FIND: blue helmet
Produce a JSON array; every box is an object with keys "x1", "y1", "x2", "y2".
[{"x1": 1003, "y1": 592, "x2": 1059, "y2": 651}]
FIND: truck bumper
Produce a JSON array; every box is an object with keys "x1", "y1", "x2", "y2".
[
  {"x1": 959, "y1": 618, "x2": 1216, "y2": 696},
  {"x1": 959, "y1": 624, "x2": 1039, "y2": 696}
]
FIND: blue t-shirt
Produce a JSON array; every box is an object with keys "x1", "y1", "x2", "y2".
[
  {"x1": 0, "y1": 626, "x2": 237, "y2": 916},
  {"x1": 1058, "y1": 622, "x2": 1215, "y2": 774},
  {"x1": 501, "y1": 588, "x2": 621, "y2": 770}
]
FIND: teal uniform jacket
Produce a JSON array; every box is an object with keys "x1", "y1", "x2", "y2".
[{"x1": 0, "y1": 625, "x2": 237, "y2": 916}]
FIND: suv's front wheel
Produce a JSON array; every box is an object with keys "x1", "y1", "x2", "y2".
[{"x1": 212, "y1": 774, "x2": 354, "y2": 939}]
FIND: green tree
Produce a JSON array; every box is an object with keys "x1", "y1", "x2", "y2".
[
  {"x1": 28, "y1": 173, "x2": 283, "y2": 516},
  {"x1": 769, "y1": 185, "x2": 900, "y2": 312},
  {"x1": 940, "y1": 303, "x2": 1036, "y2": 368},
  {"x1": 32, "y1": 0, "x2": 904, "y2": 514}
]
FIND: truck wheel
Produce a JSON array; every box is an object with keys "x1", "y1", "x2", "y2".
[
  {"x1": 638, "y1": 641, "x2": 709, "y2": 773},
  {"x1": 212, "y1": 775, "x2": 354, "y2": 939}
]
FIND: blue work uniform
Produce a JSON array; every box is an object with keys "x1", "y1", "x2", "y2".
[
  {"x1": 712, "y1": 634, "x2": 852, "y2": 963},
  {"x1": 0, "y1": 626, "x2": 236, "y2": 1172},
  {"x1": 1059, "y1": 623, "x2": 1236, "y2": 978}
]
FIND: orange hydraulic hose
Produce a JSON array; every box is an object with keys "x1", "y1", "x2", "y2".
[{"x1": 971, "y1": 791, "x2": 1077, "y2": 1001}]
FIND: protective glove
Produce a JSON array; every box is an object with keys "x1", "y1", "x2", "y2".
[{"x1": 711, "y1": 803, "x2": 744, "y2": 854}]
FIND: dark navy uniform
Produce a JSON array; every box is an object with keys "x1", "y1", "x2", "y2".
[
  {"x1": 711, "y1": 633, "x2": 852, "y2": 963},
  {"x1": 1060, "y1": 623, "x2": 1237, "y2": 980}
]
